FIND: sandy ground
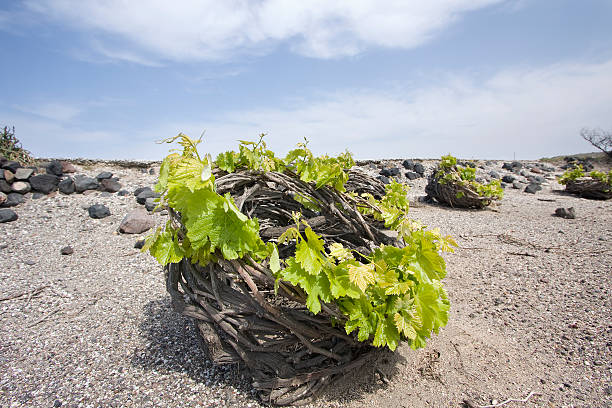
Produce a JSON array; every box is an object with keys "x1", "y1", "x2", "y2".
[{"x1": 0, "y1": 160, "x2": 610, "y2": 408}]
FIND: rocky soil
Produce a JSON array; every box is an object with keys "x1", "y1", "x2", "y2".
[{"x1": 1, "y1": 158, "x2": 610, "y2": 408}]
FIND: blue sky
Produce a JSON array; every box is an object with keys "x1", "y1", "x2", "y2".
[{"x1": 1, "y1": 0, "x2": 611, "y2": 160}]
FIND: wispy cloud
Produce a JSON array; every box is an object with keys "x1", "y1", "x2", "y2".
[
  {"x1": 14, "y1": 102, "x2": 82, "y2": 122},
  {"x1": 22, "y1": 0, "x2": 506, "y2": 63},
  {"x1": 184, "y1": 59, "x2": 612, "y2": 160}
]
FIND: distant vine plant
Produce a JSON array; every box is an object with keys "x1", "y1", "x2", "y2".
[
  {"x1": 558, "y1": 164, "x2": 612, "y2": 189},
  {"x1": 145, "y1": 133, "x2": 455, "y2": 351},
  {"x1": 437, "y1": 154, "x2": 504, "y2": 200}
]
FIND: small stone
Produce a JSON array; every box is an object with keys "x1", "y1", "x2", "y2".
[
  {"x1": 14, "y1": 168, "x2": 34, "y2": 180},
  {"x1": 0, "y1": 208, "x2": 18, "y2": 223},
  {"x1": 53, "y1": 400, "x2": 62, "y2": 407},
  {"x1": 502, "y1": 175, "x2": 515, "y2": 183},
  {"x1": 88, "y1": 204, "x2": 111, "y2": 219},
  {"x1": 60, "y1": 246, "x2": 74, "y2": 255},
  {"x1": 100, "y1": 178, "x2": 122, "y2": 193},
  {"x1": 554, "y1": 207, "x2": 576, "y2": 219},
  {"x1": 488, "y1": 170, "x2": 500, "y2": 179},
  {"x1": 58, "y1": 177, "x2": 75, "y2": 195},
  {"x1": 148, "y1": 168, "x2": 155, "y2": 175},
  {"x1": 100, "y1": 192, "x2": 111, "y2": 197},
  {"x1": 530, "y1": 167, "x2": 542, "y2": 174},
  {"x1": 136, "y1": 188, "x2": 159, "y2": 205},
  {"x1": 117, "y1": 189, "x2": 130, "y2": 196},
  {"x1": 46, "y1": 160, "x2": 64, "y2": 176},
  {"x1": 3, "y1": 169, "x2": 15, "y2": 183},
  {"x1": 11, "y1": 181, "x2": 31, "y2": 194},
  {"x1": 524, "y1": 183, "x2": 542, "y2": 194},
  {"x1": 24, "y1": 259, "x2": 35, "y2": 265},
  {"x1": 134, "y1": 239, "x2": 146, "y2": 249},
  {"x1": 29, "y1": 174, "x2": 60, "y2": 194},
  {"x1": 1, "y1": 193, "x2": 25, "y2": 207},
  {"x1": 133, "y1": 186, "x2": 151, "y2": 196},
  {"x1": 32, "y1": 192, "x2": 45, "y2": 200},
  {"x1": 144, "y1": 197, "x2": 158, "y2": 212},
  {"x1": 96, "y1": 171, "x2": 113, "y2": 180},
  {"x1": 119, "y1": 209, "x2": 156, "y2": 234},
  {"x1": 61, "y1": 161, "x2": 77, "y2": 173},
  {"x1": 512, "y1": 181, "x2": 522, "y2": 189},
  {"x1": 0, "y1": 192, "x2": 5, "y2": 205}
]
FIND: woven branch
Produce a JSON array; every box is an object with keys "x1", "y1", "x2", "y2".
[
  {"x1": 425, "y1": 176, "x2": 493, "y2": 209},
  {"x1": 165, "y1": 169, "x2": 393, "y2": 405},
  {"x1": 564, "y1": 178, "x2": 612, "y2": 200}
]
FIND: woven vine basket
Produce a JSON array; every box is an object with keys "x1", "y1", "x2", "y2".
[
  {"x1": 564, "y1": 177, "x2": 612, "y2": 200},
  {"x1": 164, "y1": 168, "x2": 395, "y2": 405},
  {"x1": 425, "y1": 175, "x2": 494, "y2": 209}
]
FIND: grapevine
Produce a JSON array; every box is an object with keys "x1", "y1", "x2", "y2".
[{"x1": 146, "y1": 133, "x2": 454, "y2": 352}]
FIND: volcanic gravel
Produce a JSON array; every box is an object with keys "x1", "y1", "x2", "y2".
[{"x1": 0, "y1": 160, "x2": 610, "y2": 408}]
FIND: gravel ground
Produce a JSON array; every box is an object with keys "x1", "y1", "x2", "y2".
[{"x1": 1, "y1": 160, "x2": 610, "y2": 408}]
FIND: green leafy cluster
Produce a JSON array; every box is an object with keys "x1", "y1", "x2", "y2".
[
  {"x1": 1, "y1": 126, "x2": 34, "y2": 165},
  {"x1": 147, "y1": 133, "x2": 454, "y2": 351},
  {"x1": 437, "y1": 154, "x2": 503, "y2": 200},
  {"x1": 558, "y1": 165, "x2": 612, "y2": 187}
]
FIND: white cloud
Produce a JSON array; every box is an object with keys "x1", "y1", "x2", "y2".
[
  {"x1": 187, "y1": 59, "x2": 612, "y2": 160},
  {"x1": 23, "y1": 0, "x2": 505, "y2": 62}
]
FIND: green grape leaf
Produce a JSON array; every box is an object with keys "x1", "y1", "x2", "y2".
[
  {"x1": 348, "y1": 262, "x2": 376, "y2": 292},
  {"x1": 294, "y1": 227, "x2": 325, "y2": 275},
  {"x1": 269, "y1": 246, "x2": 281, "y2": 273}
]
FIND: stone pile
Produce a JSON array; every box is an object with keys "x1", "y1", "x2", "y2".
[{"x1": 0, "y1": 157, "x2": 125, "y2": 223}]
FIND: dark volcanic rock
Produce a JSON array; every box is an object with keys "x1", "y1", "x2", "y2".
[
  {"x1": 2, "y1": 161, "x2": 21, "y2": 173},
  {"x1": 502, "y1": 175, "x2": 516, "y2": 183},
  {"x1": 488, "y1": 171, "x2": 500, "y2": 179},
  {"x1": 46, "y1": 160, "x2": 64, "y2": 176},
  {"x1": 29, "y1": 174, "x2": 60, "y2": 194},
  {"x1": 133, "y1": 186, "x2": 152, "y2": 197},
  {"x1": 402, "y1": 159, "x2": 415, "y2": 170},
  {"x1": 405, "y1": 171, "x2": 420, "y2": 180},
  {"x1": 379, "y1": 167, "x2": 400, "y2": 177},
  {"x1": 144, "y1": 197, "x2": 157, "y2": 212},
  {"x1": 60, "y1": 246, "x2": 74, "y2": 255},
  {"x1": 377, "y1": 175, "x2": 390, "y2": 185},
  {"x1": 554, "y1": 207, "x2": 576, "y2": 219},
  {"x1": 117, "y1": 189, "x2": 130, "y2": 196},
  {"x1": 88, "y1": 204, "x2": 111, "y2": 219},
  {"x1": 414, "y1": 163, "x2": 426, "y2": 175},
  {"x1": 100, "y1": 178, "x2": 122, "y2": 193},
  {"x1": 32, "y1": 192, "x2": 45, "y2": 200},
  {"x1": 2, "y1": 193, "x2": 25, "y2": 207},
  {"x1": 0, "y1": 179, "x2": 12, "y2": 194},
  {"x1": 134, "y1": 239, "x2": 146, "y2": 249},
  {"x1": 0, "y1": 208, "x2": 18, "y2": 223},
  {"x1": 136, "y1": 188, "x2": 159, "y2": 205},
  {"x1": 119, "y1": 209, "x2": 155, "y2": 234},
  {"x1": 74, "y1": 176, "x2": 100, "y2": 193},
  {"x1": 524, "y1": 183, "x2": 542, "y2": 194},
  {"x1": 96, "y1": 171, "x2": 113, "y2": 180},
  {"x1": 58, "y1": 177, "x2": 75, "y2": 195}
]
